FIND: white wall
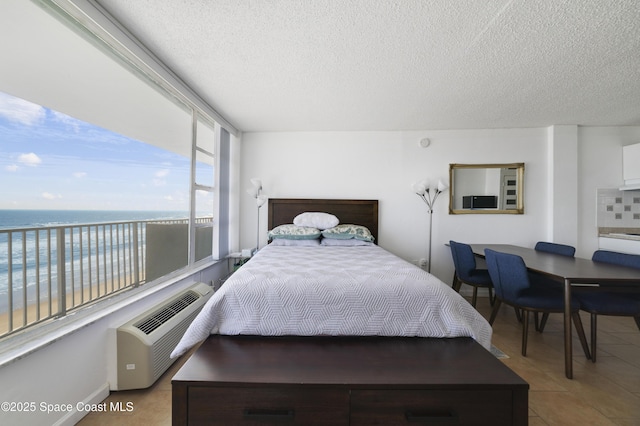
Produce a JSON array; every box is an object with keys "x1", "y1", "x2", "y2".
[
  {"x1": 240, "y1": 128, "x2": 551, "y2": 283},
  {"x1": 240, "y1": 126, "x2": 640, "y2": 282}
]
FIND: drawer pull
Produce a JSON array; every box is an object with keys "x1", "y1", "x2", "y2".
[
  {"x1": 243, "y1": 408, "x2": 295, "y2": 421},
  {"x1": 405, "y1": 410, "x2": 458, "y2": 423}
]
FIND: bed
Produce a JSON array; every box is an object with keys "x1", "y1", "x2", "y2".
[{"x1": 171, "y1": 198, "x2": 528, "y2": 425}]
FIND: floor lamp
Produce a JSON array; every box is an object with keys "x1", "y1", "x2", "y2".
[
  {"x1": 412, "y1": 178, "x2": 448, "y2": 273},
  {"x1": 247, "y1": 178, "x2": 267, "y2": 253}
]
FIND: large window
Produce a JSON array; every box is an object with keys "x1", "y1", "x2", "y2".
[
  {"x1": 193, "y1": 116, "x2": 217, "y2": 262},
  {"x1": 0, "y1": 92, "x2": 192, "y2": 212},
  {"x1": 0, "y1": 0, "x2": 231, "y2": 337}
]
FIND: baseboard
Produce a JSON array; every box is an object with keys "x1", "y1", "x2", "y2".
[{"x1": 53, "y1": 383, "x2": 110, "y2": 426}]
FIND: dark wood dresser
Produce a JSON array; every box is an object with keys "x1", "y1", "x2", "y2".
[{"x1": 172, "y1": 335, "x2": 528, "y2": 425}]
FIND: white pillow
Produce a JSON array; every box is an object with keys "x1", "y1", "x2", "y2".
[{"x1": 293, "y1": 212, "x2": 339, "y2": 230}]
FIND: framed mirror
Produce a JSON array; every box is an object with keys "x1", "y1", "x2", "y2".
[{"x1": 449, "y1": 163, "x2": 524, "y2": 214}]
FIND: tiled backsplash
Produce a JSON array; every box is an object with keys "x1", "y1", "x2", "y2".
[{"x1": 597, "y1": 188, "x2": 640, "y2": 228}]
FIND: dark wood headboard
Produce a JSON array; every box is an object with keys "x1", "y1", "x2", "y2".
[{"x1": 268, "y1": 199, "x2": 379, "y2": 244}]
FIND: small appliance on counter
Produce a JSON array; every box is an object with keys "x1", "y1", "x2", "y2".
[{"x1": 462, "y1": 195, "x2": 498, "y2": 209}]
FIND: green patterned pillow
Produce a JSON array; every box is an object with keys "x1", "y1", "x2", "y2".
[
  {"x1": 321, "y1": 224, "x2": 374, "y2": 242},
  {"x1": 268, "y1": 224, "x2": 321, "y2": 240}
]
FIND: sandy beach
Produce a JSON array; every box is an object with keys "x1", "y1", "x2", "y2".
[{"x1": 0, "y1": 280, "x2": 136, "y2": 337}]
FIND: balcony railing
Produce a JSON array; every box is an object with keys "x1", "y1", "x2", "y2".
[{"x1": 0, "y1": 217, "x2": 213, "y2": 339}]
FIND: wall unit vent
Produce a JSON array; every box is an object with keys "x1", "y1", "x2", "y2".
[
  {"x1": 113, "y1": 282, "x2": 213, "y2": 390},
  {"x1": 134, "y1": 291, "x2": 200, "y2": 335}
]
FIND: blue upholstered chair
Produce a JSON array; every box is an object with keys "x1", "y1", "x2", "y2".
[
  {"x1": 534, "y1": 241, "x2": 576, "y2": 257},
  {"x1": 591, "y1": 250, "x2": 640, "y2": 269},
  {"x1": 484, "y1": 249, "x2": 591, "y2": 358},
  {"x1": 531, "y1": 241, "x2": 576, "y2": 330},
  {"x1": 449, "y1": 240, "x2": 494, "y2": 307},
  {"x1": 575, "y1": 250, "x2": 640, "y2": 362}
]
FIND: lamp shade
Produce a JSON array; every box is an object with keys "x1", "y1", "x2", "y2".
[
  {"x1": 256, "y1": 194, "x2": 267, "y2": 207},
  {"x1": 437, "y1": 179, "x2": 449, "y2": 192},
  {"x1": 250, "y1": 178, "x2": 262, "y2": 192},
  {"x1": 412, "y1": 179, "x2": 429, "y2": 195},
  {"x1": 248, "y1": 178, "x2": 264, "y2": 198}
]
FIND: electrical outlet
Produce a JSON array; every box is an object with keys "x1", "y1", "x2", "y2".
[{"x1": 418, "y1": 258, "x2": 428, "y2": 269}]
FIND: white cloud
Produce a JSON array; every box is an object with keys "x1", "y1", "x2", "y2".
[
  {"x1": 42, "y1": 192, "x2": 62, "y2": 200},
  {"x1": 51, "y1": 110, "x2": 82, "y2": 132},
  {"x1": 0, "y1": 92, "x2": 46, "y2": 126},
  {"x1": 18, "y1": 152, "x2": 42, "y2": 166},
  {"x1": 164, "y1": 195, "x2": 174, "y2": 201},
  {"x1": 5, "y1": 164, "x2": 19, "y2": 172},
  {"x1": 152, "y1": 169, "x2": 170, "y2": 186},
  {"x1": 73, "y1": 172, "x2": 87, "y2": 178},
  {"x1": 151, "y1": 169, "x2": 171, "y2": 186}
]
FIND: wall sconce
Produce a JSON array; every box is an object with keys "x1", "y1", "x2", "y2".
[
  {"x1": 412, "y1": 178, "x2": 448, "y2": 273},
  {"x1": 247, "y1": 178, "x2": 267, "y2": 252}
]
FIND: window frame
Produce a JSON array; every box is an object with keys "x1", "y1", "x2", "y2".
[
  {"x1": 0, "y1": 0, "x2": 235, "y2": 347},
  {"x1": 36, "y1": 0, "x2": 235, "y2": 266}
]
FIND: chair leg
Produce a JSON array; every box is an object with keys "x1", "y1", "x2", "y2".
[
  {"x1": 590, "y1": 313, "x2": 597, "y2": 363},
  {"x1": 514, "y1": 307, "x2": 522, "y2": 322},
  {"x1": 538, "y1": 313, "x2": 550, "y2": 332},
  {"x1": 572, "y1": 311, "x2": 591, "y2": 360},
  {"x1": 521, "y1": 310, "x2": 529, "y2": 356},
  {"x1": 488, "y1": 288, "x2": 495, "y2": 306},
  {"x1": 471, "y1": 287, "x2": 478, "y2": 307},
  {"x1": 488, "y1": 299, "x2": 502, "y2": 325},
  {"x1": 451, "y1": 273, "x2": 460, "y2": 291}
]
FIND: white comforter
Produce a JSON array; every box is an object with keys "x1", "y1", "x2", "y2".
[{"x1": 171, "y1": 244, "x2": 492, "y2": 357}]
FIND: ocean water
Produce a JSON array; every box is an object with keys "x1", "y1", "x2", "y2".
[
  {"x1": 0, "y1": 210, "x2": 188, "y2": 314},
  {"x1": 0, "y1": 209, "x2": 187, "y2": 230}
]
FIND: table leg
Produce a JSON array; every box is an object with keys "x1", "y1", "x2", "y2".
[{"x1": 564, "y1": 278, "x2": 573, "y2": 379}]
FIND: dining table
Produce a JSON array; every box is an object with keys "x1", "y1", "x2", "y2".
[{"x1": 468, "y1": 244, "x2": 640, "y2": 379}]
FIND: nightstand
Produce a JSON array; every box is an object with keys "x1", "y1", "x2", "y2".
[{"x1": 225, "y1": 252, "x2": 251, "y2": 275}]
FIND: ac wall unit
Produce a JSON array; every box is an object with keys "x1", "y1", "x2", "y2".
[{"x1": 114, "y1": 282, "x2": 213, "y2": 390}]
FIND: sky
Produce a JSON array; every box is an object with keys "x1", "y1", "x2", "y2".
[{"x1": 0, "y1": 91, "x2": 210, "y2": 211}]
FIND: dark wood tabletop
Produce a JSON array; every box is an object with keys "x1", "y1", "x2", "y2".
[
  {"x1": 470, "y1": 244, "x2": 640, "y2": 286},
  {"x1": 468, "y1": 244, "x2": 640, "y2": 378}
]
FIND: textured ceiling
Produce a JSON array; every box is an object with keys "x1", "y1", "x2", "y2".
[{"x1": 95, "y1": 0, "x2": 640, "y2": 132}]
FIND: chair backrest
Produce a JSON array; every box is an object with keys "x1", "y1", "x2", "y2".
[
  {"x1": 484, "y1": 249, "x2": 530, "y2": 302},
  {"x1": 592, "y1": 250, "x2": 640, "y2": 270},
  {"x1": 534, "y1": 241, "x2": 576, "y2": 257},
  {"x1": 449, "y1": 240, "x2": 477, "y2": 280}
]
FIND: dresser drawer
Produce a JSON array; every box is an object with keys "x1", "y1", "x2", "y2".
[
  {"x1": 350, "y1": 389, "x2": 516, "y2": 425},
  {"x1": 187, "y1": 386, "x2": 349, "y2": 425}
]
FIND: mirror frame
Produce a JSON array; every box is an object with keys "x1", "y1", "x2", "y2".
[{"x1": 449, "y1": 163, "x2": 525, "y2": 215}]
